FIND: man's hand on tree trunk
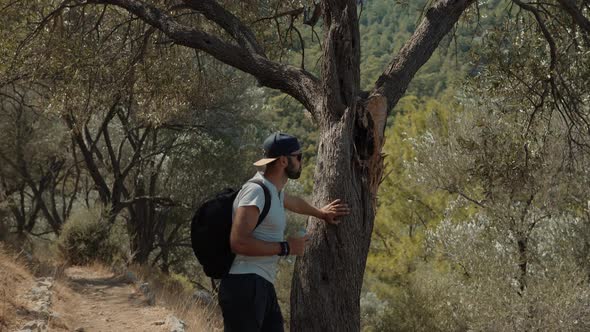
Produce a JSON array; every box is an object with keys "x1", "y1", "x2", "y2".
[{"x1": 319, "y1": 199, "x2": 351, "y2": 225}]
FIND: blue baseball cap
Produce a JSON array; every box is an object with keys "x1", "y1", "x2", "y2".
[{"x1": 253, "y1": 133, "x2": 301, "y2": 166}]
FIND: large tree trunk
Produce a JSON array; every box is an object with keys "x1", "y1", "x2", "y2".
[
  {"x1": 127, "y1": 209, "x2": 153, "y2": 264},
  {"x1": 291, "y1": 94, "x2": 387, "y2": 330},
  {"x1": 290, "y1": 2, "x2": 387, "y2": 329},
  {"x1": 127, "y1": 180, "x2": 156, "y2": 264},
  {"x1": 291, "y1": 114, "x2": 375, "y2": 330}
]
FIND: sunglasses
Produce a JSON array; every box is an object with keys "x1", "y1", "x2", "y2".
[{"x1": 289, "y1": 153, "x2": 303, "y2": 162}]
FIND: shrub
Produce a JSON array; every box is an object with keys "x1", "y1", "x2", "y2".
[{"x1": 56, "y1": 207, "x2": 123, "y2": 265}]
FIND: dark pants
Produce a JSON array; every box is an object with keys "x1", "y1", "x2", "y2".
[{"x1": 218, "y1": 273, "x2": 284, "y2": 332}]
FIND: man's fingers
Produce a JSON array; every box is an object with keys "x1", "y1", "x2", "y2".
[
  {"x1": 333, "y1": 204, "x2": 349, "y2": 209},
  {"x1": 321, "y1": 200, "x2": 351, "y2": 223},
  {"x1": 324, "y1": 205, "x2": 350, "y2": 217},
  {"x1": 335, "y1": 207, "x2": 351, "y2": 214}
]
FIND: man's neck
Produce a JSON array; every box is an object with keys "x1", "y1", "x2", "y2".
[{"x1": 262, "y1": 169, "x2": 288, "y2": 192}]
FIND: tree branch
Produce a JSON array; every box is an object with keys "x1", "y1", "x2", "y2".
[
  {"x1": 373, "y1": 0, "x2": 476, "y2": 111},
  {"x1": 121, "y1": 126, "x2": 151, "y2": 179},
  {"x1": 88, "y1": 0, "x2": 321, "y2": 113},
  {"x1": 512, "y1": 0, "x2": 557, "y2": 72},
  {"x1": 252, "y1": 7, "x2": 305, "y2": 24},
  {"x1": 556, "y1": 0, "x2": 590, "y2": 34},
  {"x1": 64, "y1": 113, "x2": 112, "y2": 203},
  {"x1": 182, "y1": 0, "x2": 265, "y2": 55}
]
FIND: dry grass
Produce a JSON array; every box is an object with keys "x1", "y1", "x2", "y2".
[
  {"x1": 0, "y1": 244, "x2": 35, "y2": 331},
  {"x1": 129, "y1": 264, "x2": 223, "y2": 332}
]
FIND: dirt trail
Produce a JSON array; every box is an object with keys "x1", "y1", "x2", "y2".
[{"x1": 49, "y1": 266, "x2": 184, "y2": 332}]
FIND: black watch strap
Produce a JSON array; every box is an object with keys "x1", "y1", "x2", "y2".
[{"x1": 278, "y1": 241, "x2": 290, "y2": 256}]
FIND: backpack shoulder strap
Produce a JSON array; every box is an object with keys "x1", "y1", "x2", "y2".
[{"x1": 248, "y1": 179, "x2": 271, "y2": 228}]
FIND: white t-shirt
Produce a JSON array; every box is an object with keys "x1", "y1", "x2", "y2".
[{"x1": 229, "y1": 172, "x2": 286, "y2": 283}]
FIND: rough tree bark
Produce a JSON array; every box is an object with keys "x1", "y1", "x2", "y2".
[
  {"x1": 291, "y1": 1, "x2": 475, "y2": 329},
  {"x1": 74, "y1": 0, "x2": 584, "y2": 330}
]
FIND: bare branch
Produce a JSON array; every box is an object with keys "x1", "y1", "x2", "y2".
[
  {"x1": 252, "y1": 7, "x2": 305, "y2": 24},
  {"x1": 512, "y1": 0, "x2": 557, "y2": 71},
  {"x1": 64, "y1": 113, "x2": 112, "y2": 203},
  {"x1": 121, "y1": 126, "x2": 151, "y2": 179},
  {"x1": 439, "y1": 184, "x2": 486, "y2": 208},
  {"x1": 303, "y1": 3, "x2": 322, "y2": 26},
  {"x1": 286, "y1": 16, "x2": 306, "y2": 69}
]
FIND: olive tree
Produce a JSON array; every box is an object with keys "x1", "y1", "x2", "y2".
[{"x1": 18, "y1": 0, "x2": 590, "y2": 330}]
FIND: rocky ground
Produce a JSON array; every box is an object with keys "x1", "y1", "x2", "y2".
[
  {"x1": 3, "y1": 263, "x2": 209, "y2": 332},
  {"x1": 41, "y1": 266, "x2": 188, "y2": 332}
]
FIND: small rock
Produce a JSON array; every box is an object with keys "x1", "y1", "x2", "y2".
[
  {"x1": 192, "y1": 289, "x2": 214, "y2": 305},
  {"x1": 126, "y1": 271, "x2": 138, "y2": 283},
  {"x1": 37, "y1": 278, "x2": 54, "y2": 288},
  {"x1": 166, "y1": 315, "x2": 186, "y2": 332},
  {"x1": 139, "y1": 282, "x2": 155, "y2": 305},
  {"x1": 139, "y1": 282, "x2": 150, "y2": 294},
  {"x1": 74, "y1": 327, "x2": 85, "y2": 332},
  {"x1": 21, "y1": 320, "x2": 39, "y2": 329},
  {"x1": 18, "y1": 319, "x2": 47, "y2": 332},
  {"x1": 152, "y1": 320, "x2": 165, "y2": 326},
  {"x1": 28, "y1": 287, "x2": 44, "y2": 299}
]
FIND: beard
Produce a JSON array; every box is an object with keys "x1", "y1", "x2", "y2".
[{"x1": 286, "y1": 158, "x2": 302, "y2": 179}]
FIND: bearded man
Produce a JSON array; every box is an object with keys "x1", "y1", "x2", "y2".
[{"x1": 218, "y1": 132, "x2": 350, "y2": 332}]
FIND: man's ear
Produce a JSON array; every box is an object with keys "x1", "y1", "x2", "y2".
[{"x1": 279, "y1": 156, "x2": 288, "y2": 167}]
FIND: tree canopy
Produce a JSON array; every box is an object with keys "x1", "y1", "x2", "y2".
[{"x1": 1, "y1": 0, "x2": 589, "y2": 330}]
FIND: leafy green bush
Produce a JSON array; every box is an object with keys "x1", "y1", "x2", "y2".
[{"x1": 57, "y1": 207, "x2": 123, "y2": 265}]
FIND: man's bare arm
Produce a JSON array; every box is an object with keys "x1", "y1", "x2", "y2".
[
  {"x1": 230, "y1": 206, "x2": 305, "y2": 256},
  {"x1": 284, "y1": 194, "x2": 351, "y2": 224}
]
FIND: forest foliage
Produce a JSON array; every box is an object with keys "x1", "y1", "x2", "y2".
[{"x1": 1, "y1": 0, "x2": 589, "y2": 330}]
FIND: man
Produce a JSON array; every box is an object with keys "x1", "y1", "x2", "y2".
[{"x1": 218, "y1": 132, "x2": 350, "y2": 332}]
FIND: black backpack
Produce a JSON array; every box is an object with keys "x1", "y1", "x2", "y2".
[{"x1": 191, "y1": 179, "x2": 270, "y2": 279}]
